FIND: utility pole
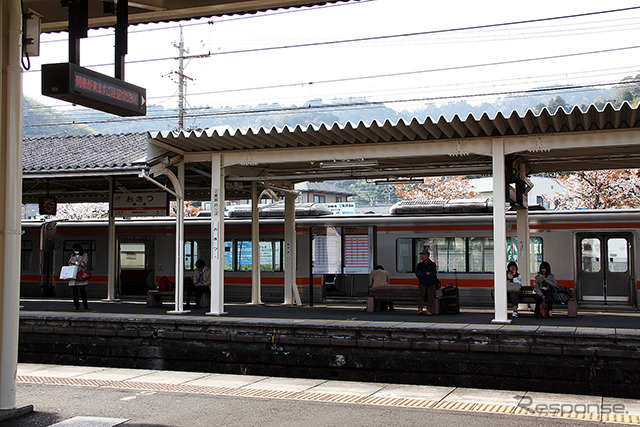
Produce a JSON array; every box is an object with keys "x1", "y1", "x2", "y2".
[{"x1": 168, "y1": 25, "x2": 193, "y2": 130}]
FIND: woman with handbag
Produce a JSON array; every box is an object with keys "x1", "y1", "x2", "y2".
[
  {"x1": 68, "y1": 243, "x2": 90, "y2": 310},
  {"x1": 491, "y1": 261, "x2": 522, "y2": 318},
  {"x1": 533, "y1": 261, "x2": 557, "y2": 318},
  {"x1": 506, "y1": 261, "x2": 522, "y2": 318}
]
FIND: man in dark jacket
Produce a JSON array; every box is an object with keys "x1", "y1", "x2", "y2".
[{"x1": 415, "y1": 248, "x2": 438, "y2": 315}]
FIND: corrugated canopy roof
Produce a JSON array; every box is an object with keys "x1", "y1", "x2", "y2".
[
  {"x1": 23, "y1": 103, "x2": 640, "y2": 203},
  {"x1": 148, "y1": 102, "x2": 640, "y2": 185},
  {"x1": 25, "y1": 0, "x2": 354, "y2": 33}
]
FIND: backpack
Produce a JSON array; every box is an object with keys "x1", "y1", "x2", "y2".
[{"x1": 158, "y1": 276, "x2": 172, "y2": 291}]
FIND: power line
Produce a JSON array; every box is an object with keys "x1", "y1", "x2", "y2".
[
  {"x1": 24, "y1": 78, "x2": 640, "y2": 128},
  {"x1": 24, "y1": 45, "x2": 640, "y2": 114},
  {"x1": 38, "y1": 0, "x2": 376, "y2": 44},
  {"x1": 28, "y1": 6, "x2": 640, "y2": 71}
]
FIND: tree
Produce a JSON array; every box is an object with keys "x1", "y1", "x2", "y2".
[
  {"x1": 394, "y1": 176, "x2": 479, "y2": 201},
  {"x1": 547, "y1": 96, "x2": 570, "y2": 113},
  {"x1": 547, "y1": 170, "x2": 640, "y2": 210},
  {"x1": 42, "y1": 203, "x2": 109, "y2": 220}
]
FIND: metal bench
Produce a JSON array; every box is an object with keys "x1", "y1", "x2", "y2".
[
  {"x1": 367, "y1": 285, "x2": 445, "y2": 313},
  {"x1": 368, "y1": 286, "x2": 418, "y2": 312},
  {"x1": 518, "y1": 285, "x2": 578, "y2": 317},
  {"x1": 146, "y1": 290, "x2": 175, "y2": 307}
]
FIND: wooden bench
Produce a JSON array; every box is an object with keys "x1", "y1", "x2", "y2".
[
  {"x1": 368, "y1": 286, "x2": 440, "y2": 313},
  {"x1": 518, "y1": 286, "x2": 578, "y2": 317},
  {"x1": 146, "y1": 290, "x2": 174, "y2": 307}
]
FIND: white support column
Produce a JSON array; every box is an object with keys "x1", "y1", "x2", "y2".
[
  {"x1": 105, "y1": 177, "x2": 117, "y2": 301},
  {"x1": 168, "y1": 163, "x2": 186, "y2": 313},
  {"x1": 492, "y1": 138, "x2": 510, "y2": 324},
  {"x1": 208, "y1": 154, "x2": 227, "y2": 315},
  {"x1": 250, "y1": 181, "x2": 262, "y2": 305},
  {"x1": 283, "y1": 191, "x2": 301, "y2": 305},
  {"x1": 0, "y1": 0, "x2": 27, "y2": 411},
  {"x1": 516, "y1": 207, "x2": 531, "y2": 286}
]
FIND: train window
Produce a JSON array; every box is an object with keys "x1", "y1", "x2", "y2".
[
  {"x1": 398, "y1": 236, "x2": 542, "y2": 274},
  {"x1": 21, "y1": 239, "x2": 33, "y2": 271},
  {"x1": 581, "y1": 238, "x2": 601, "y2": 273},
  {"x1": 469, "y1": 237, "x2": 494, "y2": 273},
  {"x1": 63, "y1": 240, "x2": 95, "y2": 269},
  {"x1": 184, "y1": 241, "x2": 198, "y2": 270},
  {"x1": 607, "y1": 238, "x2": 628, "y2": 273},
  {"x1": 224, "y1": 241, "x2": 233, "y2": 271},
  {"x1": 507, "y1": 237, "x2": 544, "y2": 273},
  {"x1": 396, "y1": 238, "x2": 414, "y2": 273},
  {"x1": 235, "y1": 240, "x2": 284, "y2": 272},
  {"x1": 432, "y1": 237, "x2": 467, "y2": 273},
  {"x1": 184, "y1": 240, "x2": 211, "y2": 271}
]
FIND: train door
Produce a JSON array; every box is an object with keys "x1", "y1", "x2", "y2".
[
  {"x1": 118, "y1": 236, "x2": 155, "y2": 297},
  {"x1": 39, "y1": 221, "x2": 57, "y2": 296},
  {"x1": 576, "y1": 233, "x2": 634, "y2": 304}
]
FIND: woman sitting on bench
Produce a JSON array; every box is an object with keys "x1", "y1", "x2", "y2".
[{"x1": 533, "y1": 261, "x2": 558, "y2": 318}]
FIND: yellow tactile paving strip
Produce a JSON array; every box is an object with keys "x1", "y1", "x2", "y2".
[{"x1": 17, "y1": 375, "x2": 640, "y2": 425}]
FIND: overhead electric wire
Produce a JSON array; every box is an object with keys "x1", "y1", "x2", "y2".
[
  {"x1": 27, "y1": 6, "x2": 640, "y2": 71},
  {"x1": 38, "y1": 0, "x2": 376, "y2": 45},
  {"x1": 22, "y1": 5, "x2": 640, "y2": 122},
  {"x1": 23, "y1": 45, "x2": 640, "y2": 115},
  {"x1": 24, "y1": 77, "x2": 640, "y2": 129}
]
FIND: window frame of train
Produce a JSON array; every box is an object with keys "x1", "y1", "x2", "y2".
[
  {"x1": 396, "y1": 236, "x2": 543, "y2": 274},
  {"x1": 62, "y1": 240, "x2": 96, "y2": 269},
  {"x1": 220, "y1": 240, "x2": 284, "y2": 272},
  {"x1": 21, "y1": 238, "x2": 33, "y2": 271},
  {"x1": 184, "y1": 239, "x2": 212, "y2": 271}
]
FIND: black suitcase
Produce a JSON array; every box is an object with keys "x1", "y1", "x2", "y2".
[{"x1": 441, "y1": 284, "x2": 460, "y2": 314}]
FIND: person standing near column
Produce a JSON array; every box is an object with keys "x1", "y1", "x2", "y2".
[
  {"x1": 192, "y1": 259, "x2": 211, "y2": 309},
  {"x1": 415, "y1": 248, "x2": 437, "y2": 315},
  {"x1": 68, "y1": 243, "x2": 90, "y2": 310}
]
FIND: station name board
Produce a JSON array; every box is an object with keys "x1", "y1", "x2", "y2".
[
  {"x1": 42, "y1": 62, "x2": 146, "y2": 117},
  {"x1": 114, "y1": 192, "x2": 167, "y2": 217}
]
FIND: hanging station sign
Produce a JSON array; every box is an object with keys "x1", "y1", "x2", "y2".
[
  {"x1": 41, "y1": 62, "x2": 146, "y2": 117},
  {"x1": 114, "y1": 193, "x2": 168, "y2": 217}
]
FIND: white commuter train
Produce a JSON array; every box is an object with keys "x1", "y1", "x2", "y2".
[{"x1": 20, "y1": 202, "x2": 639, "y2": 308}]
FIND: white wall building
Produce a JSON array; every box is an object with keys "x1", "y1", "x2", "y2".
[{"x1": 470, "y1": 176, "x2": 566, "y2": 209}]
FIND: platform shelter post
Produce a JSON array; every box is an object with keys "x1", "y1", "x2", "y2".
[{"x1": 492, "y1": 138, "x2": 510, "y2": 324}]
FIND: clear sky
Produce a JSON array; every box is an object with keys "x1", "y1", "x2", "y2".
[{"x1": 22, "y1": 0, "x2": 640, "y2": 122}]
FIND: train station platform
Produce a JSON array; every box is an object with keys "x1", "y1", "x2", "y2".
[
  {"x1": 17, "y1": 298, "x2": 640, "y2": 328},
  {"x1": 13, "y1": 362, "x2": 640, "y2": 425},
  {"x1": 17, "y1": 298, "x2": 640, "y2": 402}
]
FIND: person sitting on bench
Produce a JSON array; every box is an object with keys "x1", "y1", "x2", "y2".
[
  {"x1": 533, "y1": 261, "x2": 558, "y2": 318},
  {"x1": 369, "y1": 265, "x2": 393, "y2": 311},
  {"x1": 188, "y1": 259, "x2": 211, "y2": 309}
]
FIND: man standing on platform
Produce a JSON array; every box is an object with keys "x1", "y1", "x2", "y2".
[{"x1": 415, "y1": 248, "x2": 437, "y2": 315}]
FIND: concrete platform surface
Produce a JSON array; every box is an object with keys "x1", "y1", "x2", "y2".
[
  {"x1": 18, "y1": 298, "x2": 640, "y2": 330},
  {"x1": 16, "y1": 363, "x2": 640, "y2": 425}
]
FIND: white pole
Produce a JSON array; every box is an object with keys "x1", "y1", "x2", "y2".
[
  {"x1": 284, "y1": 191, "x2": 300, "y2": 305},
  {"x1": 167, "y1": 164, "x2": 186, "y2": 314},
  {"x1": 250, "y1": 181, "x2": 262, "y2": 304},
  {"x1": 0, "y1": 0, "x2": 23, "y2": 409},
  {"x1": 492, "y1": 138, "x2": 510, "y2": 324},
  {"x1": 516, "y1": 207, "x2": 530, "y2": 286},
  {"x1": 208, "y1": 154, "x2": 226, "y2": 315},
  {"x1": 106, "y1": 177, "x2": 116, "y2": 301}
]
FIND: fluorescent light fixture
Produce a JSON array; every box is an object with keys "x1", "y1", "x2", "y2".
[
  {"x1": 374, "y1": 178, "x2": 424, "y2": 185},
  {"x1": 319, "y1": 160, "x2": 378, "y2": 169}
]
